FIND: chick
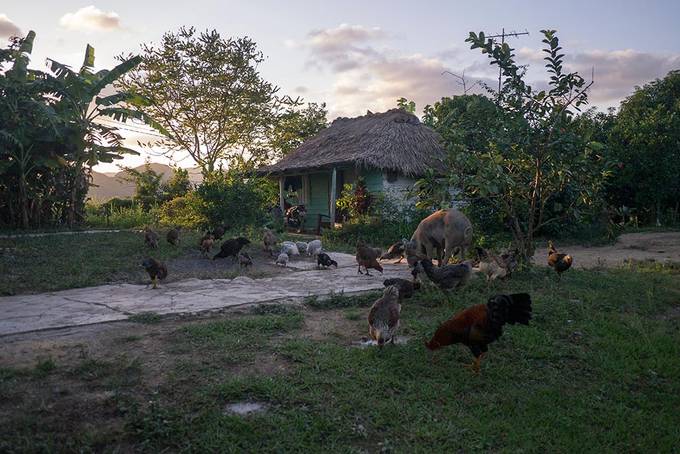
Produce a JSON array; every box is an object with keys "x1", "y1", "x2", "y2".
[
  {"x1": 317, "y1": 252, "x2": 338, "y2": 269},
  {"x1": 200, "y1": 234, "x2": 215, "y2": 257},
  {"x1": 238, "y1": 251, "x2": 253, "y2": 269},
  {"x1": 144, "y1": 227, "x2": 159, "y2": 249},
  {"x1": 548, "y1": 241, "x2": 573, "y2": 281},
  {"x1": 356, "y1": 240, "x2": 383, "y2": 276},
  {"x1": 166, "y1": 226, "x2": 180, "y2": 246},
  {"x1": 276, "y1": 252, "x2": 289, "y2": 267},
  {"x1": 383, "y1": 278, "x2": 420, "y2": 299},
  {"x1": 475, "y1": 246, "x2": 509, "y2": 283},
  {"x1": 142, "y1": 258, "x2": 167, "y2": 289},
  {"x1": 368, "y1": 285, "x2": 401, "y2": 346}
]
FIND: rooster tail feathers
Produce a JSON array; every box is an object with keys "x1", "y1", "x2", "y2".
[{"x1": 507, "y1": 293, "x2": 532, "y2": 325}]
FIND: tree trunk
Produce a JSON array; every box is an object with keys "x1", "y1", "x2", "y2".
[{"x1": 19, "y1": 172, "x2": 29, "y2": 230}]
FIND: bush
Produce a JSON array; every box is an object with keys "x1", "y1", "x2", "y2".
[
  {"x1": 85, "y1": 201, "x2": 157, "y2": 229},
  {"x1": 196, "y1": 172, "x2": 277, "y2": 229},
  {"x1": 158, "y1": 193, "x2": 206, "y2": 229}
]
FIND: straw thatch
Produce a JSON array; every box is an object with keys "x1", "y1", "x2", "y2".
[{"x1": 259, "y1": 109, "x2": 447, "y2": 177}]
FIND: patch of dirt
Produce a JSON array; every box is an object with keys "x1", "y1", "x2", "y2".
[
  {"x1": 536, "y1": 231, "x2": 680, "y2": 269},
  {"x1": 297, "y1": 308, "x2": 365, "y2": 343},
  {"x1": 159, "y1": 246, "x2": 319, "y2": 283}
]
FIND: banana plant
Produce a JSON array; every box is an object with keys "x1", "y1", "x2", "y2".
[{"x1": 46, "y1": 44, "x2": 166, "y2": 225}]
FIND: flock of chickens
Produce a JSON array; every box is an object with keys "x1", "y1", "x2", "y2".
[
  {"x1": 138, "y1": 224, "x2": 574, "y2": 374},
  {"x1": 360, "y1": 237, "x2": 573, "y2": 373}
]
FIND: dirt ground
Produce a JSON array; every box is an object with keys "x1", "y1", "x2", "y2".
[{"x1": 535, "y1": 231, "x2": 680, "y2": 268}]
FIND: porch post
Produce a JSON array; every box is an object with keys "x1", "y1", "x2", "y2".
[
  {"x1": 278, "y1": 176, "x2": 285, "y2": 214},
  {"x1": 329, "y1": 167, "x2": 337, "y2": 229}
]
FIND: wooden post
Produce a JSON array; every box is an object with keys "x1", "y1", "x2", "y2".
[
  {"x1": 278, "y1": 176, "x2": 285, "y2": 215},
  {"x1": 329, "y1": 167, "x2": 337, "y2": 229}
]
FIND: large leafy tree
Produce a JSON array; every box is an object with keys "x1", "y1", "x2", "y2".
[
  {"x1": 421, "y1": 30, "x2": 610, "y2": 259},
  {"x1": 118, "y1": 27, "x2": 305, "y2": 176},
  {"x1": 609, "y1": 70, "x2": 680, "y2": 225}
]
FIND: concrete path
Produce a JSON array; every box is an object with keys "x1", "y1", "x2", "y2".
[{"x1": 0, "y1": 253, "x2": 410, "y2": 336}]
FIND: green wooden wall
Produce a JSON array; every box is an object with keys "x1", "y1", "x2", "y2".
[{"x1": 305, "y1": 173, "x2": 330, "y2": 228}]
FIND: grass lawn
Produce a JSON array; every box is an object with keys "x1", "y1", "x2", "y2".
[
  {"x1": 0, "y1": 230, "x2": 206, "y2": 295},
  {"x1": 1, "y1": 265, "x2": 679, "y2": 452}
]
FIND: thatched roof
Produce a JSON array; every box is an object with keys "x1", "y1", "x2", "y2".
[{"x1": 259, "y1": 108, "x2": 447, "y2": 177}]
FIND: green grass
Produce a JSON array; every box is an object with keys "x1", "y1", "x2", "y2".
[
  {"x1": 2, "y1": 266, "x2": 678, "y2": 452},
  {"x1": 0, "y1": 230, "x2": 204, "y2": 295}
]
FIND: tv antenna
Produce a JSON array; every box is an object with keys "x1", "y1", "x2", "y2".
[{"x1": 485, "y1": 28, "x2": 529, "y2": 95}]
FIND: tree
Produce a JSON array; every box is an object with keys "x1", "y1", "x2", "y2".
[
  {"x1": 267, "y1": 102, "x2": 328, "y2": 157},
  {"x1": 118, "y1": 27, "x2": 301, "y2": 176},
  {"x1": 419, "y1": 30, "x2": 610, "y2": 259},
  {"x1": 609, "y1": 71, "x2": 680, "y2": 225},
  {"x1": 121, "y1": 162, "x2": 163, "y2": 209},
  {"x1": 396, "y1": 97, "x2": 416, "y2": 113},
  {"x1": 162, "y1": 167, "x2": 192, "y2": 200}
]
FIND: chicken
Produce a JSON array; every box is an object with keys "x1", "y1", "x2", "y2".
[
  {"x1": 414, "y1": 258, "x2": 472, "y2": 290},
  {"x1": 296, "y1": 241, "x2": 308, "y2": 254},
  {"x1": 307, "y1": 239, "x2": 322, "y2": 257},
  {"x1": 238, "y1": 251, "x2": 253, "y2": 269},
  {"x1": 262, "y1": 228, "x2": 277, "y2": 256},
  {"x1": 356, "y1": 241, "x2": 383, "y2": 276},
  {"x1": 380, "y1": 239, "x2": 407, "y2": 263},
  {"x1": 383, "y1": 278, "x2": 420, "y2": 299},
  {"x1": 425, "y1": 293, "x2": 532, "y2": 373},
  {"x1": 499, "y1": 248, "x2": 520, "y2": 276},
  {"x1": 144, "y1": 227, "x2": 159, "y2": 249},
  {"x1": 212, "y1": 224, "x2": 229, "y2": 240},
  {"x1": 166, "y1": 226, "x2": 180, "y2": 246},
  {"x1": 317, "y1": 252, "x2": 338, "y2": 269},
  {"x1": 368, "y1": 285, "x2": 401, "y2": 346},
  {"x1": 548, "y1": 241, "x2": 573, "y2": 280},
  {"x1": 281, "y1": 241, "x2": 300, "y2": 256},
  {"x1": 142, "y1": 258, "x2": 168, "y2": 289},
  {"x1": 200, "y1": 234, "x2": 214, "y2": 257},
  {"x1": 214, "y1": 237, "x2": 251, "y2": 260},
  {"x1": 276, "y1": 252, "x2": 289, "y2": 267},
  {"x1": 475, "y1": 246, "x2": 509, "y2": 282}
]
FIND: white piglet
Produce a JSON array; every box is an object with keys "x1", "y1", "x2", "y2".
[
  {"x1": 276, "y1": 252, "x2": 289, "y2": 267},
  {"x1": 281, "y1": 241, "x2": 300, "y2": 256}
]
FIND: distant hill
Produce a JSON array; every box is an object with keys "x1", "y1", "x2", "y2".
[{"x1": 88, "y1": 163, "x2": 203, "y2": 202}]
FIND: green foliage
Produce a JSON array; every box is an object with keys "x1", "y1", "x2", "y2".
[
  {"x1": 161, "y1": 167, "x2": 192, "y2": 200},
  {"x1": 609, "y1": 70, "x2": 680, "y2": 225},
  {"x1": 117, "y1": 27, "x2": 307, "y2": 176},
  {"x1": 418, "y1": 30, "x2": 611, "y2": 258},
  {"x1": 121, "y1": 162, "x2": 163, "y2": 209},
  {"x1": 268, "y1": 102, "x2": 328, "y2": 157},
  {"x1": 85, "y1": 201, "x2": 157, "y2": 229},
  {"x1": 157, "y1": 193, "x2": 206, "y2": 229},
  {"x1": 396, "y1": 97, "x2": 416, "y2": 113},
  {"x1": 195, "y1": 171, "x2": 277, "y2": 229},
  {"x1": 335, "y1": 177, "x2": 371, "y2": 221},
  {"x1": 0, "y1": 30, "x2": 152, "y2": 229}
]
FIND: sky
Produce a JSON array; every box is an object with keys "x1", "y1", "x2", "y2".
[{"x1": 2, "y1": 0, "x2": 680, "y2": 172}]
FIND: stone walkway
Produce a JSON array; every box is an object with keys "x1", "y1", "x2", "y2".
[{"x1": 0, "y1": 253, "x2": 409, "y2": 336}]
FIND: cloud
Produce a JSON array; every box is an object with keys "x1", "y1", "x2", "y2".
[
  {"x1": 517, "y1": 47, "x2": 680, "y2": 105},
  {"x1": 0, "y1": 14, "x2": 21, "y2": 38},
  {"x1": 293, "y1": 85, "x2": 309, "y2": 94},
  {"x1": 306, "y1": 23, "x2": 387, "y2": 72},
  {"x1": 59, "y1": 5, "x2": 121, "y2": 31},
  {"x1": 302, "y1": 24, "x2": 489, "y2": 117}
]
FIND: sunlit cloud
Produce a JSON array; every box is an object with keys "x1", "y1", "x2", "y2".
[
  {"x1": 59, "y1": 5, "x2": 122, "y2": 32},
  {"x1": 0, "y1": 14, "x2": 21, "y2": 38}
]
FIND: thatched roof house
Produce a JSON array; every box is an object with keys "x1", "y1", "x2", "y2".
[{"x1": 258, "y1": 108, "x2": 448, "y2": 231}]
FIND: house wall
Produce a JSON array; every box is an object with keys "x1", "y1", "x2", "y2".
[{"x1": 305, "y1": 173, "x2": 330, "y2": 228}]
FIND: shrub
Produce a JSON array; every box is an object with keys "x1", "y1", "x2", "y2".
[
  {"x1": 158, "y1": 193, "x2": 207, "y2": 229},
  {"x1": 195, "y1": 172, "x2": 277, "y2": 229},
  {"x1": 85, "y1": 201, "x2": 157, "y2": 229}
]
